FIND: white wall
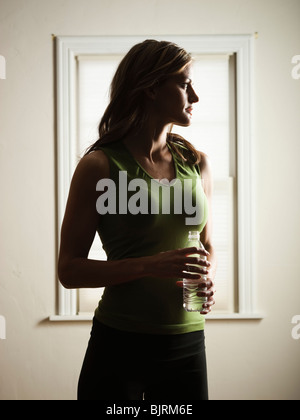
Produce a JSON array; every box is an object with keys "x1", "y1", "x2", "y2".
[{"x1": 0, "y1": 0, "x2": 299, "y2": 400}]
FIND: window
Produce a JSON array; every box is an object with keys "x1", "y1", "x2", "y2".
[{"x1": 51, "y1": 35, "x2": 258, "y2": 321}]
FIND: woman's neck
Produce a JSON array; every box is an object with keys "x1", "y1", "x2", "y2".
[{"x1": 123, "y1": 122, "x2": 171, "y2": 163}]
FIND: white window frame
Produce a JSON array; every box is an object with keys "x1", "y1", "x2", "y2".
[{"x1": 50, "y1": 35, "x2": 261, "y2": 321}]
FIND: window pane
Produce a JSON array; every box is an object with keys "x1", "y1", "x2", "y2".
[
  {"x1": 77, "y1": 55, "x2": 122, "y2": 156},
  {"x1": 175, "y1": 55, "x2": 230, "y2": 178}
]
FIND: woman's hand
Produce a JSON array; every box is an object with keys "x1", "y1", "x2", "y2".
[
  {"x1": 143, "y1": 246, "x2": 215, "y2": 314},
  {"x1": 144, "y1": 247, "x2": 210, "y2": 280},
  {"x1": 174, "y1": 247, "x2": 216, "y2": 315},
  {"x1": 176, "y1": 277, "x2": 216, "y2": 315},
  {"x1": 196, "y1": 277, "x2": 216, "y2": 314}
]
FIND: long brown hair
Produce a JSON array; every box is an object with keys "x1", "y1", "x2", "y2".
[{"x1": 85, "y1": 39, "x2": 200, "y2": 164}]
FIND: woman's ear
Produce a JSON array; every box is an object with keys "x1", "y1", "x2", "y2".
[{"x1": 144, "y1": 80, "x2": 159, "y2": 100}]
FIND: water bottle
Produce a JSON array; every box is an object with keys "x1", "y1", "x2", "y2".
[{"x1": 183, "y1": 231, "x2": 208, "y2": 312}]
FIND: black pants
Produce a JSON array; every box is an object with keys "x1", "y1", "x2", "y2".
[{"x1": 78, "y1": 318, "x2": 208, "y2": 400}]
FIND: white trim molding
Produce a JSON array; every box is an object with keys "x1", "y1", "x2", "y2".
[
  {"x1": 49, "y1": 313, "x2": 264, "y2": 322},
  {"x1": 53, "y1": 34, "x2": 257, "y2": 320}
]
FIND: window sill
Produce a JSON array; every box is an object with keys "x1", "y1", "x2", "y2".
[
  {"x1": 49, "y1": 314, "x2": 93, "y2": 322},
  {"x1": 206, "y1": 313, "x2": 264, "y2": 320},
  {"x1": 49, "y1": 313, "x2": 264, "y2": 322}
]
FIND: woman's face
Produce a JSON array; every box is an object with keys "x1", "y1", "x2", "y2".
[{"x1": 152, "y1": 63, "x2": 199, "y2": 127}]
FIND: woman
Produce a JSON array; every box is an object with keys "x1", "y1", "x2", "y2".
[{"x1": 58, "y1": 39, "x2": 216, "y2": 400}]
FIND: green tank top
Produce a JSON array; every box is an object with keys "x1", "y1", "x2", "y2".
[{"x1": 94, "y1": 140, "x2": 208, "y2": 335}]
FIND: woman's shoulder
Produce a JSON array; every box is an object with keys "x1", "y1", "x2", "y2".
[
  {"x1": 197, "y1": 150, "x2": 213, "y2": 195},
  {"x1": 197, "y1": 150, "x2": 211, "y2": 171},
  {"x1": 74, "y1": 149, "x2": 110, "y2": 182}
]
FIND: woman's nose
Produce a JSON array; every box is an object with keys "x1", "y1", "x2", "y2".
[{"x1": 189, "y1": 86, "x2": 199, "y2": 103}]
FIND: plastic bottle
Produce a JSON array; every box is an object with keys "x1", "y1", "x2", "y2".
[{"x1": 183, "y1": 231, "x2": 208, "y2": 312}]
